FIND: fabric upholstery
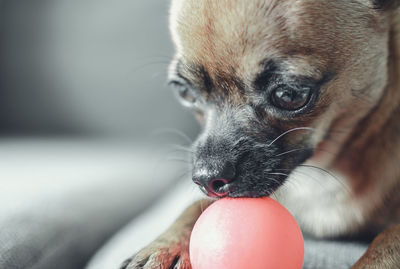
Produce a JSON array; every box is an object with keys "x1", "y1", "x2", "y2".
[{"x1": 0, "y1": 139, "x2": 185, "y2": 269}]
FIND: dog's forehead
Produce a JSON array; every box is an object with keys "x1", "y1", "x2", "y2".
[
  {"x1": 170, "y1": 0, "x2": 290, "y2": 78},
  {"x1": 170, "y1": 0, "x2": 380, "y2": 82}
]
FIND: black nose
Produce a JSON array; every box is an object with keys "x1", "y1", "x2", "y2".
[{"x1": 192, "y1": 161, "x2": 236, "y2": 197}]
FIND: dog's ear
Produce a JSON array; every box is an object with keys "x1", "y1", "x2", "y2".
[{"x1": 372, "y1": 0, "x2": 400, "y2": 9}]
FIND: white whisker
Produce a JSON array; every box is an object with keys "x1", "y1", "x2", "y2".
[
  {"x1": 267, "y1": 127, "x2": 315, "y2": 147},
  {"x1": 267, "y1": 172, "x2": 290, "y2": 177}
]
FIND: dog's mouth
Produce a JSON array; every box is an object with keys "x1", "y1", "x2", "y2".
[
  {"x1": 192, "y1": 144, "x2": 314, "y2": 199},
  {"x1": 195, "y1": 172, "x2": 287, "y2": 199}
]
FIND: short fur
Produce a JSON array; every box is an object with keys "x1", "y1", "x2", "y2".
[{"x1": 123, "y1": 0, "x2": 400, "y2": 268}]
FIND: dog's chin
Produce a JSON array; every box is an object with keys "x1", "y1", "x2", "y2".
[
  {"x1": 226, "y1": 182, "x2": 283, "y2": 198},
  {"x1": 226, "y1": 190, "x2": 274, "y2": 198}
]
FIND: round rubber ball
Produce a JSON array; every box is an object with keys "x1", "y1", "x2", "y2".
[{"x1": 189, "y1": 198, "x2": 304, "y2": 269}]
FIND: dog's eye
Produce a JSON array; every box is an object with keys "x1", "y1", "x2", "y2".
[
  {"x1": 170, "y1": 82, "x2": 196, "y2": 106},
  {"x1": 271, "y1": 85, "x2": 312, "y2": 111}
]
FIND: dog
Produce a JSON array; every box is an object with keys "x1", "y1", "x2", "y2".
[{"x1": 122, "y1": 0, "x2": 400, "y2": 268}]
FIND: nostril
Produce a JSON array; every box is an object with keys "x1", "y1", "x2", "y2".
[
  {"x1": 192, "y1": 159, "x2": 237, "y2": 197},
  {"x1": 210, "y1": 178, "x2": 230, "y2": 194}
]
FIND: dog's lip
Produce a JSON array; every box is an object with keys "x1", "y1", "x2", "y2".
[
  {"x1": 196, "y1": 184, "x2": 230, "y2": 198},
  {"x1": 208, "y1": 188, "x2": 230, "y2": 198}
]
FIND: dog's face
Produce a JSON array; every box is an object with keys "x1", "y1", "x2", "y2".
[{"x1": 168, "y1": 0, "x2": 392, "y2": 198}]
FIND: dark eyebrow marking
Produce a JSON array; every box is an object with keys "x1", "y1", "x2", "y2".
[
  {"x1": 254, "y1": 59, "x2": 335, "y2": 91},
  {"x1": 173, "y1": 59, "x2": 246, "y2": 96},
  {"x1": 173, "y1": 59, "x2": 215, "y2": 92},
  {"x1": 253, "y1": 59, "x2": 282, "y2": 89},
  {"x1": 198, "y1": 66, "x2": 214, "y2": 93}
]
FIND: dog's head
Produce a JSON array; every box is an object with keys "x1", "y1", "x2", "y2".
[{"x1": 168, "y1": 0, "x2": 397, "y2": 198}]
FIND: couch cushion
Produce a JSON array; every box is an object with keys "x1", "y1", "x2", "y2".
[
  {"x1": 85, "y1": 180, "x2": 203, "y2": 269},
  {"x1": 0, "y1": 138, "x2": 186, "y2": 269}
]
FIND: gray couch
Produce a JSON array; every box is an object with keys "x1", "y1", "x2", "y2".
[
  {"x1": 0, "y1": 139, "x2": 187, "y2": 269},
  {"x1": 0, "y1": 1, "x2": 370, "y2": 268}
]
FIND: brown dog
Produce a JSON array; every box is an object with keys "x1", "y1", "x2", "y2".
[{"x1": 122, "y1": 0, "x2": 400, "y2": 268}]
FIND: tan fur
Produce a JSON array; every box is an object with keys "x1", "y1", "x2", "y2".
[
  {"x1": 124, "y1": 1, "x2": 400, "y2": 268},
  {"x1": 170, "y1": 0, "x2": 398, "y2": 235}
]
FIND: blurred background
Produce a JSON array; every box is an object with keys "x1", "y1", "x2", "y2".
[
  {"x1": 0, "y1": 1, "x2": 201, "y2": 268},
  {"x1": 0, "y1": 0, "x2": 199, "y2": 137}
]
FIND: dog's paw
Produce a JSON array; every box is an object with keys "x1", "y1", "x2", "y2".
[{"x1": 120, "y1": 242, "x2": 191, "y2": 269}]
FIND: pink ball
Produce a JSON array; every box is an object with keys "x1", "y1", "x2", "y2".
[{"x1": 189, "y1": 198, "x2": 304, "y2": 269}]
